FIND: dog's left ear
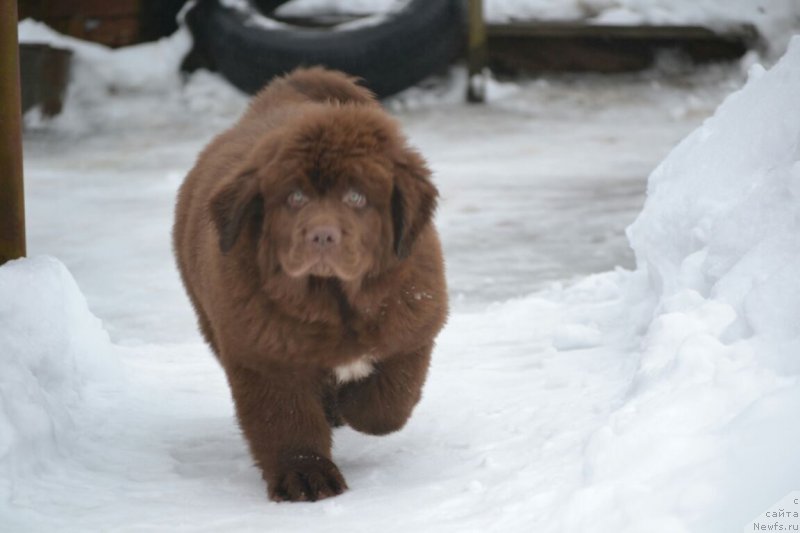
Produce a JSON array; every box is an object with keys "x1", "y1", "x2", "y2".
[
  {"x1": 209, "y1": 133, "x2": 284, "y2": 253},
  {"x1": 391, "y1": 148, "x2": 438, "y2": 259},
  {"x1": 209, "y1": 167, "x2": 262, "y2": 253}
]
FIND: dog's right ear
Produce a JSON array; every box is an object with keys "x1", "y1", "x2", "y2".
[{"x1": 209, "y1": 168, "x2": 262, "y2": 253}]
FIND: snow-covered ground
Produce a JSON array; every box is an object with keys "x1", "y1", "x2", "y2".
[{"x1": 3, "y1": 18, "x2": 800, "y2": 533}]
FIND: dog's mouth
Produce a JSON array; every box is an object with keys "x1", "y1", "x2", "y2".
[
  {"x1": 282, "y1": 253, "x2": 361, "y2": 281},
  {"x1": 308, "y1": 259, "x2": 337, "y2": 278}
]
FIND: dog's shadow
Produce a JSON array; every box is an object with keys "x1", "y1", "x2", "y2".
[
  {"x1": 167, "y1": 417, "x2": 254, "y2": 480},
  {"x1": 165, "y1": 415, "x2": 441, "y2": 499}
]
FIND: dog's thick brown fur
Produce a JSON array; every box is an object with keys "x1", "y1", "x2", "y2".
[{"x1": 173, "y1": 67, "x2": 448, "y2": 502}]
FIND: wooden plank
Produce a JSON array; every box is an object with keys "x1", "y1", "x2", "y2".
[
  {"x1": 487, "y1": 22, "x2": 757, "y2": 42},
  {"x1": 18, "y1": 0, "x2": 184, "y2": 48},
  {"x1": 18, "y1": 0, "x2": 140, "y2": 19},
  {"x1": 42, "y1": 16, "x2": 142, "y2": 47},
  {"x1": 489, "y1": 37, "x2": 651, "y2": 73},
  {"x1": 0, "y1": 0, "x2": 27, "y2": 264},
  {"x1": 486, "y1": 22, "x2": 756, "y2": 74}
]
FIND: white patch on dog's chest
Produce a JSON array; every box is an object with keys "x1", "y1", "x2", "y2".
[{"x1": 334, "y1": 357, "x2": 374, "y2": 383}]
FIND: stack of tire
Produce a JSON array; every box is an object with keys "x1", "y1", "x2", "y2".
[{"x1": 183, "y1": 0, "x2": 466, "y2": 98}]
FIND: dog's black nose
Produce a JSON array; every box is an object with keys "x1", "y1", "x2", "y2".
[{"x1": 307, "y1": 226, "x2": 341, "y2": 250}]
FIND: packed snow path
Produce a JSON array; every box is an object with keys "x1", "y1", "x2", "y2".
[{"x1": 5, "y1": 22, "x2": 800, "y2": 533}]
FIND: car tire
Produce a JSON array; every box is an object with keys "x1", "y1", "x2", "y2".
[{"x1": 182, "y1": 0, "x2": 466, "y2": 98}]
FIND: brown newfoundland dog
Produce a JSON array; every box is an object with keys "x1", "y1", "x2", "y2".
[{"x1": 173, "y1": 68, "x2": 448, "y2": 502}]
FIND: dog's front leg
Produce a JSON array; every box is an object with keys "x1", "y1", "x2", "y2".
[
  {"x1": 226, "y1": 363, "x2": 347, "y2": 502},
  {"x1": 337, "y1": 345, "x2": 432, "y2": 435}
]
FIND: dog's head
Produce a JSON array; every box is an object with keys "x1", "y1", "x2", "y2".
[{"x1": 209, "y1": 104, "x2": 438, "y2": 283}]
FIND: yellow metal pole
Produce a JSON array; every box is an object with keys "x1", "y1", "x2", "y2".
[
  {"x1": 0, "y1": 0, "x2": 26, "y2": 265},
  {"x1": 466, "y1": 0, "x2": 487, "y2": 103}
]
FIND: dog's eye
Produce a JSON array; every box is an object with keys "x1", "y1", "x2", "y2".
[
  {"x1": 287, "y1": 190, "x2": 308, "y2": 208},
  {"x1": 343, "y1": 189, "x2": 367, "y2": 208}
]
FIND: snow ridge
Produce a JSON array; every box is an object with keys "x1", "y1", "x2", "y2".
[
  {"x1": 0, "y1": 257, "x2": 121, "y2": 515},
  {"x1": 565, "y1": 37, "x2": 800, "y2": 532}
]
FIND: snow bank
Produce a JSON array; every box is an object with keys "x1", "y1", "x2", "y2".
[
  {"x1": 0, "y1": 257, "x2": 120, "y2": 494},
  {"x1": 18, "y1": 20, "x2": 189, "y2": 96},
  {"x1": 561, "y1": 37, "x2": 800, "y2": 532},
  {"x1": 18, "y1": 20, "x2": 247, "y2": 133}
]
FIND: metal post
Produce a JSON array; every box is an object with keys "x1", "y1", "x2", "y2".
[
  {"x1": 466, "y1": 0, "x2": 487, "y2": 103},
  {"x1": 0, "y1": 0, "x2": 26, "y2": 265}
]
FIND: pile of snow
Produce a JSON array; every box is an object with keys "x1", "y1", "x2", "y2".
[
  {"x1": 559, "y1": 37, "x2": 800, "y2": 531},
  {"x1": 18, "y1": 20, "x2": 247, "y2": 134},
  {"x1": 18, "y1": 20, "x2": 189, "y2": 95},
  {"x1": 0, "y1": 257, "x2": 120, "y2": 497}
]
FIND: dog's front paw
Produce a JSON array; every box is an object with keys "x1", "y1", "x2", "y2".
[{"x1": 268, "y1": 453, "x2": 347, "y2": 502}]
